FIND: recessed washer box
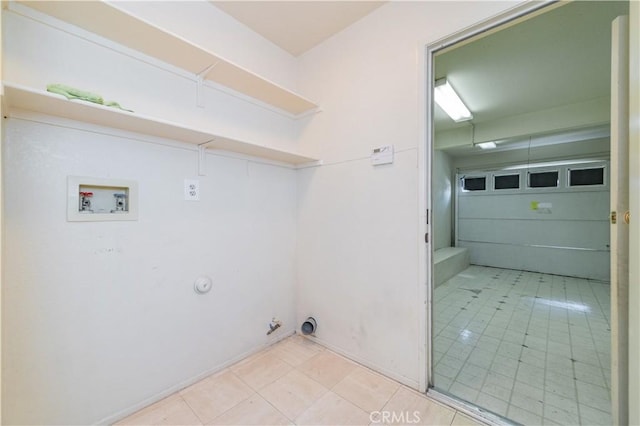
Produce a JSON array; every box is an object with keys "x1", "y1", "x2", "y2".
[{"x1": 67, "y1": 176, "x2": 138, "y2": 222}]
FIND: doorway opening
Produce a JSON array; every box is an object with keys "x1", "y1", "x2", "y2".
[{"x1": 426, "y1": 2, "x2": 629, "y2": 425}]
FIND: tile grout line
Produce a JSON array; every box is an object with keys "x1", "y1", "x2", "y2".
[
  {"x1": 538, "y1": 274, "x2": 554, "y2": 424},
  {"x1": 575, "y1": 279, "x2": 611, "y2": 422},
  {"x1": 506, "y1": 272, "x2": 542, "y2": 420},
  {"x1": 545, "y1": 273, "x2": 566, "y2": 423},
  {"x1": 473, "y1": 268, "x2": 523, "y2": 417},
  {"x1": 279, "y1": 341, "x2": 333, "y2": 425},
  {"x1": 562, "y1": 274, "x2": 579, "y2": 424},
  {"x1": 574, "y1": 276, "x2": 589, "y2": 424},
  {"x1": 176, "y1": 393, "x2": 207, "y2": 426},
  {"x1": 586, "y1": 279, "x2": 612, "y2": 381},
  {"x1": 568, "y1": 277, "x2": 586, "y2": 425},
  {"x1": 435, "y1": 266, "x2": 611, "y2": 425}
]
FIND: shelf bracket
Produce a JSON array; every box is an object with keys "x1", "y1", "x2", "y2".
[
  {"x1": 198, "y1": 140, "x2": 214, "y2": 176},
  {"x1": 196, "y1": 62, "x2": 219, "y2": 108}
]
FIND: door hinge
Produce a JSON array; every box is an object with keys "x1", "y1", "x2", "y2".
[
  {"x1": 611, "y1": 211, "x2": 617, "y2": 224},
  {"x1": 425, "y1": 233, "x2": 429, "y2": 243},
  {"x1": 624, "y1": 211, "x2": 630, "y2": 224}
]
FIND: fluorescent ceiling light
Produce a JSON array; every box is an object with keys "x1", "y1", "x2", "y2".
[
  {"x1": 434, "y1": 78, "x2": 473, "y2": 122},
  {"x1": 477, "y1": 141, "x2": 497, "y2": 149}
]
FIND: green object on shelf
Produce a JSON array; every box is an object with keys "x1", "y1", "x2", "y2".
[
  {"x1": 104, "y1": 101, "x2": 133, "y2": 112},
  {"x1": 46, "y1": 83, "x2": 103, "y2": 104},
  {"x1": 46, "y1": 84, "x2": 133, "y2": 112}
]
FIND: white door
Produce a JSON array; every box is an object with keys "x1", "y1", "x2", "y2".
[
  {"x1": 627, "y1": 2, "x2": 640, "y2": 423},
  {"x1": 610, "y1": 15, "x2": 629, "y2": 426}
]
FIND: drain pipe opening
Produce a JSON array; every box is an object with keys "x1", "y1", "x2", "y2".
[{"x1": 301, "y1": 317, "x2": 317, "y2": 335}]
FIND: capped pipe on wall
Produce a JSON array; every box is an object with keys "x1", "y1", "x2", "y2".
[{"x1": 301, "y1": 317, "x2": 317, "y2": 335}]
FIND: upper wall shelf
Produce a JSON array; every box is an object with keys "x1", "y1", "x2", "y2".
[
  {"x1": 17, "y1": 1, "x2": 319, "y2": 117},
  {"x1": 2, "y1": 82, "x2": 320, "y2": 166}
]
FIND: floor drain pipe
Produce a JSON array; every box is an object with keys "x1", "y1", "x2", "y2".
[{"x1": 301, "y1": 317, "x2": 317, "y2": 335}]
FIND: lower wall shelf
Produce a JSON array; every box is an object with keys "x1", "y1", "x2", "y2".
[{"x1": 1, "y1": 82, "x2": 320, "y2": 166}]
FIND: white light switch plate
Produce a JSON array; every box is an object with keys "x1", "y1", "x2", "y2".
[{"x1": 184, "y1": 179, "x2": 200, "y2": 201}]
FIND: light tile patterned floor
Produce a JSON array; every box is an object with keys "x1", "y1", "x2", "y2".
[
  {"x1": 433, "y1": 265, "x2": 611, "y2": 426},
  {"x1": 117, "y1": 335, "x2": 484, "y2": 426}
]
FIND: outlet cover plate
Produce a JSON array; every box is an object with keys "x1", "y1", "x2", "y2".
[{"x1": 184, "y1": 179, "x2": 200, "y2": 201}]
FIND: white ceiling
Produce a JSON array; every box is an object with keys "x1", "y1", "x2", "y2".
[
  {"x1": 434, "y1": 1, "x2": 629, "y2": 134},
  {"x1": 211, "y1": 1, "x2": 385, "y2": 56},
  {"x1": 210, "y1": 0, "x2": 628, "y2": 160}
]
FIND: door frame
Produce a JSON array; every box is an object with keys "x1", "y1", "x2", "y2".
[
  {"x1": 421, "y1": 0, "x2": 553, "y2": 391},
  {"x1": 627, "y1": 2, "x2": 639, "y2": 423},
  {"x1": 418, "y1": 0, "x2": 629, "y2": 421},
  {"x1": 610, "y1": 15, "x2": 630, "y2": 425}
]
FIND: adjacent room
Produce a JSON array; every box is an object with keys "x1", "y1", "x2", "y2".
[
  {"x1": 431, "y1": 1, "x2": 629, "y2": 425},
  {"x1": 1, "y1": 1, "x2": 638, "y2": 426}
]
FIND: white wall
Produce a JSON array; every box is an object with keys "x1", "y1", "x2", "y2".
[
  {"x1": 295, "y1": 1, "x2": 519, "y2": 388},
  {"x1": 1, "y1": 3, "x2": 302, "y2": 424},
  {"x1": 1, "y1": 0, "x2": 529, "y2": 422},
  {"x1": 114, "y1": 1, "x2": 297, "y2": 90},
  {"x1": 297, "y1": 151, "x2": 420, "y2": 383},
  {"x1": 2, "y1": 119, "x2": 297, "y2": 425},
  {"x1": 434, "y1": 150, "x2": 453, "y2": 250},
  {"x1": 2, "y1": 6, "x2": 299, "y2": 152}
]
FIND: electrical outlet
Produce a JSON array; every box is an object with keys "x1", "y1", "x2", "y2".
[{"x1": 184, "y1": 179, "x2": 200, "y2": 201}]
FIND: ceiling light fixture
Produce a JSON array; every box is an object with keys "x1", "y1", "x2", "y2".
[
  {"x1": 434, "y1": 78, "x2": 473, "y2": 122},
  {"x1": 477, "y1": 141, "x2": 497, "y2": 149}
]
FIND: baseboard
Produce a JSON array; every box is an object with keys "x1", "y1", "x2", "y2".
[
  {"x1": 301, "y1": 333, "x2": 420, "y2": 391},
  {"x1": 99, "y1": 329, "x2": 295, "y2": 425}
]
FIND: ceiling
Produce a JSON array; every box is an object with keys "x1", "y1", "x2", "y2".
[
  {"x1": 208, "y1": 0, "x2": 628, "y2": 159},
  {"x1": 434, "y1": 1, "x2": 629, "y2": 138},
  {"x1": 211, "y1": 1, "x2": 385, "y2": 56}
]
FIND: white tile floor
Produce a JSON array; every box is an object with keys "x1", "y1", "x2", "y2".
[
  {"x1": 117, "y1": 335, "x2": 485, "y2": 426},
  {"x1": 433, "y1": 265, "x2": 611, "y2": 426}
]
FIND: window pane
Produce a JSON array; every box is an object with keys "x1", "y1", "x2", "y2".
[
  {"x1": 495, "y1": 174, "x2": 519, "y2": 189},
  {"x1": 463, "y1": 177, "x2": 486, "y2": 191},
  {"x1": 569, "y1": 167, "x2": 604, "y2": 186},
  {"x1": 529, "y1": 171, "x2": 558, "y2": 188}
]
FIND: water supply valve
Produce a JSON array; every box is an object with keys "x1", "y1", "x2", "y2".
[
  {"x1": 112, "y1": 192, "x2": 127, "y2": 213},
  {"x1": 79, "y1": 191, "x2": 93, "y2": 212},
  {"x1": 267, "y1": 318, "x2": 282, "y2": 335}
]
